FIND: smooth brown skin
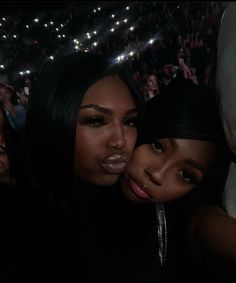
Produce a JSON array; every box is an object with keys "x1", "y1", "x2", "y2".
[
  {"x1": 121, "y1": 138, "x2": 216, "y2": 203},
  {"x1": 74, "y1": 75, "x2": 139, "y2": 186}
]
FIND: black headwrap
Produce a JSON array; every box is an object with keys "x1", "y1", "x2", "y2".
[{"x1": 138, "y1": 80, "x2": 223, "y2": 145}]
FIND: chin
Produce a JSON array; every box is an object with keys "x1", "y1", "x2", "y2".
[
  {"x1": 93, "y1": 175, "x2": 119, "y2": 187},
  {"x1": 121, "y1": 187, "x2": 144, "y2": 203}
]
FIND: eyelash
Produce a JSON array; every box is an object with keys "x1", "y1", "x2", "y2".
[
  {"x1": 151, "y1": 140, "x2": 165, "y2": 153},
  {"x1": 124, "y1": 117, "x2": 139, "y2": 127},
  {"x1": 178, "y1": 169, "x2": 200, "y2": 185},
  {"x1": 80, "y1": 116, "x2": 139, "y2": 128},
  {"x1": 150, "y1": 140, "x2": 201, "y2": 186},
  {"x1": 83, "y1": 117, "x2": 106, "y2": 128}
]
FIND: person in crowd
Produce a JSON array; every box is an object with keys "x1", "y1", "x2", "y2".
[
  {"x1": 157, "y1": 56, "x2": 194, "y2": 93},
  {"x1": 0, "y1": 101, "x2": 22, "y2": 180},
  {"x1": 157, "y1": 58, "x2": 179, "y2": 92},
  {"x1": 17, "y1": 75, "x2": 34, "y2": 109},
  {"x1": 120, "y1": 80, "x2": 229, "y2": 281},
  {"x1": 0, "y1": 83, "x2": 27, "y2": 131},
  {"x1": 0, "y1": 145, "x2": 17, "y2": 186},
  {"x1": 142, "y1": 73, "x2": 160, "y2": 101},
  {"x1": 6, "y1": 51, "x2": 146, "y2": 282},
  {"x1": 186, "y1": 3, "x2": 236, "y2": 281}
]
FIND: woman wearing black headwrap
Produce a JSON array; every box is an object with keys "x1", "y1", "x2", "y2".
[
  {"x1": 120, "y1": 80, "x2": 229, "y2": 281},
  {"x1": 122, "y1": 80, "x2": 225, "y2": 205}
]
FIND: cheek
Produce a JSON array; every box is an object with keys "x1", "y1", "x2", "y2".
[
  {"x1": 152, "y1": 179, "x2": 193, "y2": 202},
  {"x1": 74, "y1": 136, "x2": 121, "y2": 186},
  {"x1": 74, "y1": 130, "x2": 98, "y2": 173},
  {"x1": 126, "y1": 130, "x2": 137, "y2": 150},
  {"x1": 126, "y1": 147, "x2": 153, "y2": 179},
  {"x1": 127, "y1": 148, "x2": 145, "y2": 169}
]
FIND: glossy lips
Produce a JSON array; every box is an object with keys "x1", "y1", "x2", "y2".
[
  {"x1": 100, "y1": 154, "x2": 128, "y2": 174},
  {"x1": 129, "y1": 178, "x2": 150, "y2": 200}
]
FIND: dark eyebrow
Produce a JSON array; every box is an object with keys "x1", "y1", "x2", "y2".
[
  {"x1": 79, "y1": 104, "x2": 138, "y2": 115},
  {"x1": 169, "y1": 139, "x2": 206, "y2": 175},
  {"x1": 185, "y1": 159, "x2": 206, "y2": 175}
]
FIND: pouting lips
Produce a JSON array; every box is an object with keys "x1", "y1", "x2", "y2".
[
  {"x1": 100, "y1": 154, "x2": 128, "y2": 174},
  {"x1": 129, "y1": 178, "x2": 151, "y2": 200},
  {"x1": 100, "y1": 161, "x2": 127, "y2": 174}
]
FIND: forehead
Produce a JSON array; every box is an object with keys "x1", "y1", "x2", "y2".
[
  {"x1": 172, "y1": 138, "x2": 216, "y2": 157},
  {"x1": 163, "y1": 64, "x2": 174, "y2": 68},
  {"x1": 148, "y1": 75, "x2": 157, "y2": 80},
  {"x1": 81, "y1": 75, "x2": 135, "y2": 106}
]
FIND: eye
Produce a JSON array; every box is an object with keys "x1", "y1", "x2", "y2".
[
  {"x1": 78, "y1": 116, "x2": 106, "y2": 128},
  {"x1": 124, "y1": 116, "x2": 139, "y2": 127},
  {"x1": 178, "y1": 169, "x2": 200, "y2": 185},
  {"x1": 151, "y1": 140, "x2": 165, "y2": 153}
]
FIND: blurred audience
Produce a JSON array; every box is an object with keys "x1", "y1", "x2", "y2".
[
  {"x1": 0, "y1": 83, "x2": 27, "y2": 131},
  {"x1": 142, "y1": 73, "x2": 159, "y2": 101}
]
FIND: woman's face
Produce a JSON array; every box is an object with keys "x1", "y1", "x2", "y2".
[
  {"x1": 74, "y1": 75, "x2": 139, "y2": 186},
  {"x1": 121, "y1": 138, "x2": 216, "y2": 203},
  {"x1": 0, "y1": 147, "x2": 9, "y2": 175},
  {"x1": 145, "y1": 75, "x2": 159, "y2": 101},
  {"x1": 146, "y1": 75, "x2": 158, "y2": 91}
]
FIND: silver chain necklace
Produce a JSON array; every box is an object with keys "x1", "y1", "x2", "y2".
[{"x1": 155, "y1": 202, "x2": 167, "y2": 267}]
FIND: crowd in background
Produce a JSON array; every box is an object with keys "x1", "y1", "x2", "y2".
[
  {"x1": 0, "y1": 2, "x2": 235, "y2": 282},
  {"x1": 0, "y1": 2, "x2": 227, "y2": 188},
  {"x1": 0, "y1": 3, "x2": 226, "y2": 181},
  {"x1": 1, "y1": 2, "x2": 226, "y2": 100}
]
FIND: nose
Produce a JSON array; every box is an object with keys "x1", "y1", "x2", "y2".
[
  {"x1": 107, "y1": 124, "x2": 125, "y2": 149},
  {"x1": 144, "y1": 166, "x2": 166, "y2": 186}
]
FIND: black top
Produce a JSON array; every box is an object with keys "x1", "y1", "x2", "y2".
[{"x1": 2, "y1": 180, "x2": 163, "y2": 282}]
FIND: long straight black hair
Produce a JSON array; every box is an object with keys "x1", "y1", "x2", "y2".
[{"x1": 24, "y1": 52, "x2": 145, "y2": 196}]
